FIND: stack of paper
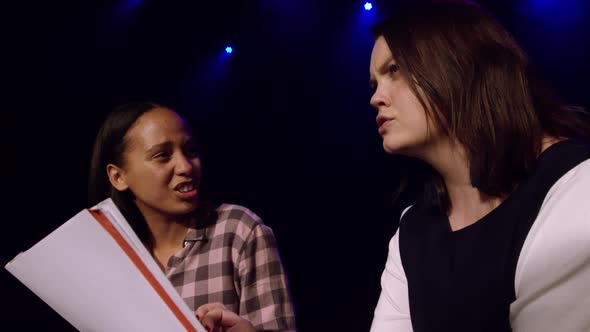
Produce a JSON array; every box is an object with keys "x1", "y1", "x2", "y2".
[{"x1": 5, "y1": 198, "x2": 206, "y2": 332}]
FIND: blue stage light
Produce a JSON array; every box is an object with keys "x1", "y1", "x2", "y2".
[
  {"x1": 225, "y1": 46, "x2": 233, "y2": 54},
  {"x1": 364, "y1": 2, "x2": 373, "y2": 11}
]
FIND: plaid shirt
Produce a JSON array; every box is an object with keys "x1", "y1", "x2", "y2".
[{"x1": 165, "y1": 203, "x2": 296, "y2": 331}]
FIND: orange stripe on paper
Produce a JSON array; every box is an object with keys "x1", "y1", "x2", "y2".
[{"x1": 89, "y1": 209, "x2": 196, "y2": 332}]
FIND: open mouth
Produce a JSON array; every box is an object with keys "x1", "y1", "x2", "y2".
[{"x1": 175, "y1": 181, "x2": 196, "y2": 193}]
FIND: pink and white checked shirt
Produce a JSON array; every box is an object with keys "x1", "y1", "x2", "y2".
[{"x1": 165, "y1": 203, "x2": 296, "y2": 331}]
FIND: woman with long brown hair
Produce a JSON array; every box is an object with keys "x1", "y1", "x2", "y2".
[{"x1": 368, "y1": 2, "x2": 590, "y2": 331}]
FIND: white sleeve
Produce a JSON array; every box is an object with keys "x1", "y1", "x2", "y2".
[
  {"x1": 370, "y1": 207, "x2": 413, "y2": 332},
  {"x1": 511, "y1": 159, "x2": 590, "y2": 331}
]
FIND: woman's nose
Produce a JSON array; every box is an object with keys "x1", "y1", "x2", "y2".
[
  {"x1": 175, "y1": 154, "x2": 194, "y2": 175},
  {"x1": 370, "y1": 89, "x2": 388, "y2": 110}
]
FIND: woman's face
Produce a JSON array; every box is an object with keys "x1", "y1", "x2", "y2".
[
  {"x1": 112, "y1": 107, "x2": 202, "y2": 221},
  {"x1": 369, "y1": 36, "x2": 440, "y2": 158}
]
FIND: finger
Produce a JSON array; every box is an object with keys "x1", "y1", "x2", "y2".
[
  {"x1": 200, "y1": 308, "x2": 250, "y2": 332},
  {"x1": 195, "y1": 302, "x2": 225, "y2": 320},
  {"x1": 200, "y1": 308, "x2": 226, "y2": 332}
]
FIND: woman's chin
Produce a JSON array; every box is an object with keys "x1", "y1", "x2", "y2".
[{"x1": 176, "y1": 199, "x2": 200, "y2": 214}]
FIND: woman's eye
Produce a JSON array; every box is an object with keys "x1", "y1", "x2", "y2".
[
  {"x1": 184, "y1": 150, "x2": 199, "y2": 158},
  {"x1": 153, "y1": 152, "x2": 170, "y2": 159},
  {"x1": 389, "y1": 63, "x2": 400, "y2": 74},
  {"x1": 184, "y1": 143, "x2": 200, "y2": 158}
]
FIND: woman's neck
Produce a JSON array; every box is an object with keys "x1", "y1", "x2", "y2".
[
  {"x1": 140, "y1": 210, "x2": 190, "y2": 271},
  {"x1": 147, "y1": 217, "x2": 189, "y2": 250},
  {"x1": 137, "y1": 206, "x2": 190, "y2": 251},
  {"x1": 423, "y1": 138, "x2": 504, "y2": 231},
  {"x1": 425, "y1": 135, "x2": 563, "y2": 231},
  {"x1": 445, "y1": 185, "x2": 505, "y2": 231}
]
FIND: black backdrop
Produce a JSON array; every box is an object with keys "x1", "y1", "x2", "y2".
[{"x1": 3, "y1": 0, "x2": 589, "y2": 331}]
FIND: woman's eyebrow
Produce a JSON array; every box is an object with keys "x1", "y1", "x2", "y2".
[
  {"x1": 370, "y1": 55, "x2": 395, "y2": 86},
  {"x1": 379, "y1": 56, "x2": 395, "y2": 72},
  {"x1": 145, "y1": 141, "x2": 172, "y2": 155}
]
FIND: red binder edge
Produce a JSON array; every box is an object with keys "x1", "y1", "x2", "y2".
[{"x1": 89, "y1": 209, "x2": 197, "y2": 332}]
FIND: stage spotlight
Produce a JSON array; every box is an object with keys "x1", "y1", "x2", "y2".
[
  {"x1": 225, "y1": 46, "x2": 233, "y2": 54},
  {"x1": 364, "y1": 2, "x2": 373, "y2": 11}
]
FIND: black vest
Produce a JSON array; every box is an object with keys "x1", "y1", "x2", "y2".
[{"x1": 399, "y1": 141, "x2": 590, "y2": 332}]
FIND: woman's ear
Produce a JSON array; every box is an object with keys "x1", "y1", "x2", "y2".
[{"x1": 106, "y1": 164, "x2": 129, "y2": 191}]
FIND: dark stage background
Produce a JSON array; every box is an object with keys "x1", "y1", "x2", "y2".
[{"x1": 3, "y1": 0, "x2": 589, "y2": 331}]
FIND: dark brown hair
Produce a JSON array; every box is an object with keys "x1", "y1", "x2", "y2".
[
  {"x1": 373, "y1": 1, "x2": 590, "y2": 212},
  {"x1": 88, "y1": 102, "x2": 161, "y2": 249}
]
